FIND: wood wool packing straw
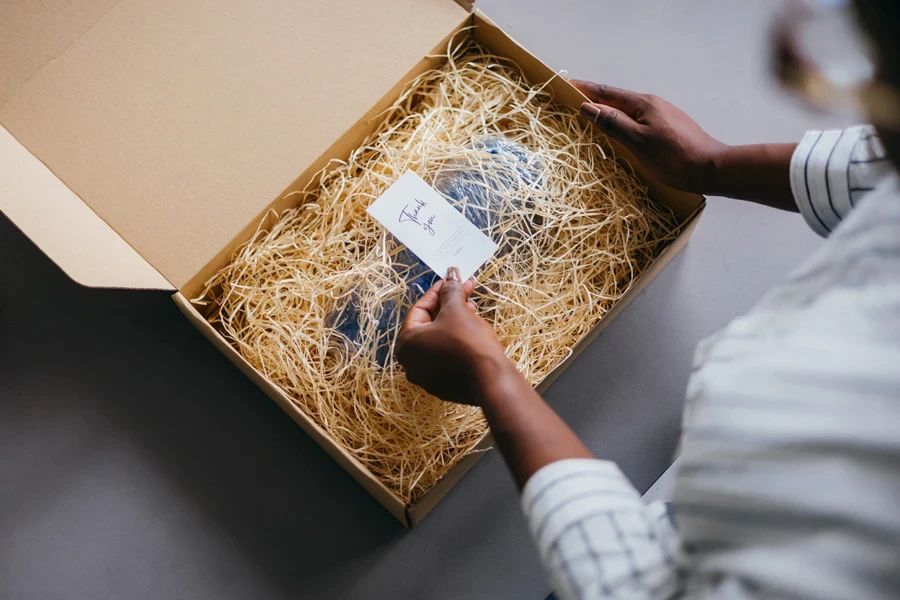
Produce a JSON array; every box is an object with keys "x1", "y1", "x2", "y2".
[{"x1": 193, "y1": 37, "x2": 680, "y2": 504}]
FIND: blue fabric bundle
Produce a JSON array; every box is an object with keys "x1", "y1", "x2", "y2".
[{"x1": 328, "y1": 136, "x2": 543, "y2": 365}]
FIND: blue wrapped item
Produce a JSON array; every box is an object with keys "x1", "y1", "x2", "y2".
[{"x1": 328, "y1": 136, "x2": 543, "y2": 365}]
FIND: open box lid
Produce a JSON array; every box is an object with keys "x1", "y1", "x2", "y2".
[{"x1": 0, "y1": 0, "x2": 470, "y2": 290}]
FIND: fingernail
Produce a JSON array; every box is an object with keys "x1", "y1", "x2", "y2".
[
  {"x1": 446, "y1": 266, "x2": 460, "y2": 282},
  {"x1": 580, "y1": 102, "x2": 601, "y2": 123}
]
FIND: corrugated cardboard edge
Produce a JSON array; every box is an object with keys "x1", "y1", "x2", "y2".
[
  {"x1": 0, "y1": 124, "x2": 173, "y2": 290},
  {"x1": 172, "y1": 292, "x2": 409, "y2": 526},
  {"x1": 535, "y1": 203, "x2": 705, "y2": 391},
  {"x1": 405, "y1": 432, "x2": 494, "y2": 527},
  {"x1": 405, "y1": 203, "x2": 705, "y2": 527}
]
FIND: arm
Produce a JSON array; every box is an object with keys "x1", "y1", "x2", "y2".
[
  {"x1": 476, "y1": 361, "x2": 593, "y2": 489},
  {"x1": 571, "y1": 81, "x2": 801, "y2": 210},
  {"x1": 396, "y1": 269, "x2": 685, "y2": 600},
  {"x1": 572, "y1": 81, "x2": 895, "y2": 231},
  {"x1": 706, "y1": 143, "x2": 798, "y2": 210}
]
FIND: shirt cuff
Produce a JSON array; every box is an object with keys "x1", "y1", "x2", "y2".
[
  {"x1": 521, "y1": 459, "x2": 644, "y2": 551},
  {"x1": 789, "y1": 125, "x2": 877, "y2": 238},
  {"x1": 521, "y1": 460, "x2": 676, "y2": 600}
]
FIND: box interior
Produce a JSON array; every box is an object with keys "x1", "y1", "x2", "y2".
[
  {"x1": 177, "y1": 12, "x2": 704, "y2": 525},
  {"x1": 0, "y1": 1, "x2": 704, "y2": 526}
]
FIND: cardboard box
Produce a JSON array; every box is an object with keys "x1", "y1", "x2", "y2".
[{"x1": 0, "y1": 0, "x2": 704, "y2": 527}]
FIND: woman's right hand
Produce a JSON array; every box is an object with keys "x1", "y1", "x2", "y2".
[
  {"x1": 571, "y1": 80, "x2": 727, "y2": 194},
  {"x1": 395, "y1": 267, "x2": 517, "y2": 406},
  {"x1": 398, "y1": 268, "x2": 594, "y2": 488}
]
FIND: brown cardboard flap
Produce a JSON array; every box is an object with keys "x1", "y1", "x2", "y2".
[
  {"x1": 0, "y1": 0, "x2": 122, "y2": 107},
  {"x1": 181, "y1": 15, "x2": 473, "y2": 300},
  {"x1": 0, "y1": 125, "x2": 173, "y2": 290},
  {"x1": 0, "y1": 0, "x2": 467, "y2": 290}
]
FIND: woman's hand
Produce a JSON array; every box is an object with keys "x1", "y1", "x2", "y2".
[
  {"x1": 571, "y1": 80, "x2": 727, "y2": 194},
  {"x1": 395, "y1": 267, "x2": 515, "y2": 405},
  {"x1": 572, "y1": 80, "x2": 799, "y2": 210},
  {"x1": 397, "y1": 267, "x2": 594, "y2": 487}
]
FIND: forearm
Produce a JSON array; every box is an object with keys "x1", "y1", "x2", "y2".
[
  {"x1": 475, "y1": 361, "x2": 593, "y2": 489},
  {"x1": 476, "y1": 363, "x2": 687, "y2": 599},
  {"x1": 702, "y1": 143, "x2": 799, "y2": 211}
]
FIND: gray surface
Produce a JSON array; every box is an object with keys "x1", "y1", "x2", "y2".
[{"x1": 0, "y1": 1, "x2": 843, "y2": 599}]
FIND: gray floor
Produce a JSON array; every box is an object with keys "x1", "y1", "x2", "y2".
[{"x1": 0, "y1": 1, "x2": 848, "y2": 599}]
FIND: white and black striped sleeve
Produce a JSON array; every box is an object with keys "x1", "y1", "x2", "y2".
[
  {"x1": 521, "y1": 459, "x2": 683, "y2": 600},
  {"x1": 789, "y1": 125, "x2": 893, "y2": 237}
]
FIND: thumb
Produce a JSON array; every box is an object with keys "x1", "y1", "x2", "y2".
[
  {"x1": 580, "y1": 102, "x2": 642, "y2": 144},
  {"x1": 439, "y1": 267, "x2": 467, "y2": 311}
]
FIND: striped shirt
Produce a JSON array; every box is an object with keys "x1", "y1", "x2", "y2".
[{"x1": 523, "y1": 125, "x2": 900, "y2": 600}]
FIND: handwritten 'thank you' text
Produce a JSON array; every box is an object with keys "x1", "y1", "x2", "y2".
[
  {"x1": 399, "y1": 198, "x2": 436, "y2": 235},
  {"x1": 366, "y1": 170, "x2": 498, "y2": 281}
]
